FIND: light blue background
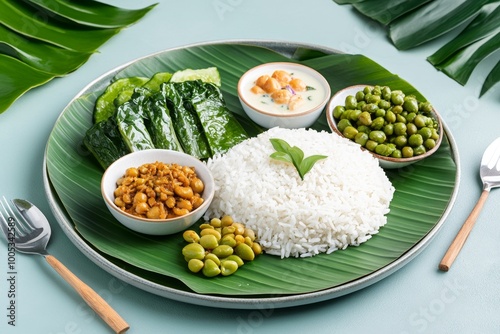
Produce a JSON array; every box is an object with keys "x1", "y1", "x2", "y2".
[{"x1": 0, "y1": 1, "x2": 499, "y2": 333}]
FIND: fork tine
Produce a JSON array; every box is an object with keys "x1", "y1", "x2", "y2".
[{"x1": 1, "y1": 196, "x2": 45, "y2": 245}]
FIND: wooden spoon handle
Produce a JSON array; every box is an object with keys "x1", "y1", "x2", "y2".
[
  {"x1": 439, "y1": 189, "x2": 490, "y2": 272},
  {"x1": 45, "y1": 255, "x2": 130, "y2": 333}
]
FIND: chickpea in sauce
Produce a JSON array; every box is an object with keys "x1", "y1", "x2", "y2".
[
  {"x1": 113, "y1": 161, "x2": 205, "y2": 220},
  {"x1": 250, "y1": 70, "x2": 310, "y2": 112}
]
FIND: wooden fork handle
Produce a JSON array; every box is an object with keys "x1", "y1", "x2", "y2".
[
  {"x1": 45, "y1": 255, "x2": 130, "y2": 333},
  {"x1": 439, "y1": 189, "x2": 490, "y2": 272}
]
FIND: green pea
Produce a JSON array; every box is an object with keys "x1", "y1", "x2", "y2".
[
  {"x1": 357, "y1": 125, "x2": 371, "y2": 134},
  {"x1": 355, "y1": 91, "x2": 365, "y2": 101},
  {"x1": 369, "y1": 130, "x2": 386, "y2": 144},
  {"x1": 405, "y1": 112, "x2": 416, "y2": 123},
  {"x1": 337, "y1": 119, "x2": 351, "y2": 133},
  {"x1": 362, "y1": 103, "x2": 379, "y2": 114},
  {"x1": 371, "y1": 116, "x2": 385, "y2": 130},
  {"x1": 372, "y1": 85, "x2": 382, "y2": 95},
  {"x1": 396, "y1": 114, "x2": 407, "y2": 123},
  {"x1": 384, "y1": 124, "x2": 394, "y2": 136},
  {"x1": 419, "y1": 101, "x2": 433, "y2": 113},
  {"x1": 375, "y1": 144, "x2": 393, "y2": 156},
  {"x1": 349, "y1": 109, "x2": 362, "y2": 122},
  {"x1": 391, "y1": 92, "x2": 404, "y2": 105},
  {"x1": 345, "y1": 95, "x2": 358, "y2": 109},
  {"x1": 414, "y1": 114, "x2": 427, "y2": 128},
  {"x1": 202, "y1": 259, "x2": 221, "y2": 277},
  {"x1": 366, "y1": 94, "x2": 381, "y2": 104},
  {"x1": 391, "y1": 149, "x2": 402, "y2": 158},
  {"x1": 363, "y1": 86, "x2": 371, "y2": 94},
  {"x1": 413, "y1": 145, "x2": 427, "y2": 156},
  {"x1": 375, "y1": 108, "x2": 386, "y2": 118},
  {"x1": 394, "y1": 122, "x2": 407, "y2": 136},
  {"x1": 365, "y1": 140, "x2": 378, "y2": 152},
  {"x1": 408, "y1": 133, "x2": 423, "y2": 147},
  {"x1": 358, "y1": 111, "x2": 372, "y2": 126},
  {"x1": 220, "y1": 260, "x2": 239, "y2": 276},
  {"x1": 406, "y1": 123, "x2": 418, "y2": 135},
  {"x1": 403, "y1": 98, "x2": 419, "y2": 113},
  {"x1": 382, "y1": 86, "x2": 392, "y2": 100},
  {"x1": 402, "y1": 146, "x2": 414, "y2": 158},
  {"x1": 394, "y1": 135, "x2": 407, "y2": 148},
  {"x1": 418, "y1": 127, "x2": 432, "y2": 140},
  {"x1": 385, "y1": 110, "x2": 396, "y2": 123},
  {"x1": 355, "y1": 132, "x2": 369, "y2": 146},
  {"x1": 356, "y1": 101, "x2": 366, "y2": 110},
  {"x1": 333, "y1": 105, "x2": 345, "y2": 119},
  {"x1": 392, "y1": 105, "x2": 403, "y2": 114},
  {"x1": 343, "y1": 126, "x2": 358, "y2": 139},
  {"x1": 431, "y1": 128, "x2": 439, "y2": 140},
  {"x1": 378, "y1": 99, "x2": 391, "y2": 110},
  {"x1": 424, "y1": 138, "x2": 436, "y2": 150}
]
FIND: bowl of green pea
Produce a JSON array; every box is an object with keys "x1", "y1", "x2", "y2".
[{"x1": 326, "y1": 84, "x2": 443, "y2": 169}]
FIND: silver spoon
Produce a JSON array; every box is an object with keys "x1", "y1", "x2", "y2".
[
  {"x1": 439, "y1": 137, "x2": 500, "y2": 271},
  {"x1": 0, "y1": 197, "x2": 129, "y2": 333}
]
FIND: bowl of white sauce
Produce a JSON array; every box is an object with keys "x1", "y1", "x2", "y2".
[{"x1": 237, "y1": 62, "x2": 331, "y2": 129}]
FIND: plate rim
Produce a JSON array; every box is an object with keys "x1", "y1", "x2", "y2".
[{"x1": 42, "y1": 39, "x2": 461, "y2": 309}]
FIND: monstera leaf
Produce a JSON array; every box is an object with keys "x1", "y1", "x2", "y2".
[
  {"x1": 333, "y1": 0, "x2": 500, "y2": 97},
  {"x1": 0, "y1": 0, "x2": 156, "y2": 114}
]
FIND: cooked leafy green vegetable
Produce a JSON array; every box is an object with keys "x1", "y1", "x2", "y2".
[
  {"x1": 142, "y1": 91, "x2": 183, "y2": 151},
  {"x1": 83, "y1": 117, "x2": 129, "y2": 169},
  {"x1": 161, "y1": 82, "x2": 212, "y2": 159},
  {"x1": 93, "y1": 77, "x2": 149, "y2": 123},
  {"x1": 84, "y1": 67, "x2": 249, "y2": 167},
  {"x1": 269, "y1": 138, "x2": 327, "y2": 180},
  {"x1": 115, "y1": 99, "x2": 155, "y2": 152},
  {"x1": 169, "y1": 80, "x2": 248, "y2": 155}
]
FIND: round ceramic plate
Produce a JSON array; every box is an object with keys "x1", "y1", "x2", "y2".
[{"x1": 43, "y1": 40, "x2": 460, "y2": 309}]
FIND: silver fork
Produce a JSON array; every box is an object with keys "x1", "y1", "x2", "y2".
[{"x1": 0, "y1": 197, "x2": 129, "y2": 333}]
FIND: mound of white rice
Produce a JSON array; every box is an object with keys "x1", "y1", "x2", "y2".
[{"x1": 204, "y1": 127, "x2": 394, "y2": 258}]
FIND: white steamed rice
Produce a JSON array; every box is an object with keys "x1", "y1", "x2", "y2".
[{"x1": 204, "y1": 127, "x2": 394, "y2": 258}]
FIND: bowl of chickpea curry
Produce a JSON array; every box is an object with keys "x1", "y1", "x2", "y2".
[
  {"x1": 101, "y1": 149, "x2": 215, "y2": 235},
  {"x1": 326, "y1": 84, "x2": 443, "y2": 169},
  {"x1": 237, "y1": 62, "x2": 331, "y2": 129}
]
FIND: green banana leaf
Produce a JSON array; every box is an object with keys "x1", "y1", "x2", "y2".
[
  {"x1": 333, "y1": 0, "x2": 500, "y2": 96},
  {"x1": 0, "y1": 54, "x2": 55, "y2": 112},
  {"x1": 45, "y1": 43, "x2": 457, "y2": 296},
  {"x1": 0, "y1": 24, "x2": 93, "y2": 75},
  {"x1": 25, "y1": 0, "x2": 157, "y2": 29},
  {"x1": 0, "y1": 0, "x2": 156, "y2": 114}
]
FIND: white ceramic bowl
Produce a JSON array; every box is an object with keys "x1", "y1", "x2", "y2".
[
  {"x1": 101, "y1": 149, "x2": 215, "y2": 235},
  {"x1": 326, "y1": 84, "x2": 443, "y2": 169},
  {"x1": 237, "y1": 62, "x2": 331, "y2": 129}
]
